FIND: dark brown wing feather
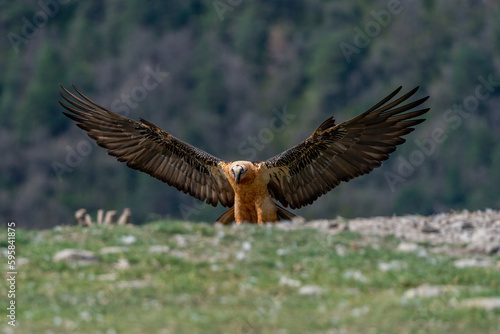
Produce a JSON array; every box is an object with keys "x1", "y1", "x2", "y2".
[
  {"x1": 265, "y1": 86, "x2": 430, "y2": 209},
  {"x1": 59, "y1": 85, "x2": 234, "y2": 207}
]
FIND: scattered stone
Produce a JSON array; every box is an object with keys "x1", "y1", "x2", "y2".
[
  {"x1": 298, "y1": 285, "x2": 324, "y2": 296},
  {"x1": 458, "y1": 298, "x2": 500, "y2": 311},
  {"x1": 279, "y1": 276, "x2": 301, "y2": 288},
  {"x1": 212, "y1": 230, "x2": 226, "y2": 246},
  {"x1": 306, "y1": 219, "x2": 346, "y2": 234},
  {"x1": 100, "y1": 246, "x2": 129, "y2": 254},
  {"x1": 430, "y1": 245, "x2": 467, "y2": 257},
  {"x1": 421, "y1": 225, "x2": 440, "y2": 233},
  {"x1": 242, "y1": 241, "x2": 252, "y2": 251},
  {"x1": 79, "y1": 311, "x2": 91, "y2": 321},
  {"x1": 453, "y1": 258, "x2": 493, "y2": 268},
  {"x1": 467, "y1": 228, "x2": 500, "y2": 254},
  {"x1": 343, "y1": 270, "x2": 368, "y2": 283},
  {"x1": 16, "y1": 257, "x2": 29, "y2": 267},
  {"x1": 115, "y1": 280, "x2": 151, "y2": 289},
  {"x1": 113, "y1": 258, "x2": 131, "y2": 270},
  {"x1": 235, "y1": 251, "x2": 246, "y2": 261},
  {"x1": 287, "y1": 210, "x2": 500, "y2": 256},
  {"x1": 53, "y1": 316, "x2": 62, "y2": 326},
  {"x1": 397, "y1": 242, "x2": 419, "y2": 252},
  {"x1": 276, "y1": 248, "x2": 290, "y2": 256},
  {"x1": 53, "y1": 249, "x2": 99, "y2": 264},
  {"x1": 335, "y1": 245, "x2": 346, "y2": 257},
  {"x1": 461, "y1": 221, "x2": 474, "y2": 230},
  {"x1": 291, "y1": 216, "x2": 306, "y2": 224},
  {"x1": 175, "y1": 235, "x2": 187, "y2": 247},
  {"x1": 171, "y1": 250, "x2": 186, "y2": 258},
  {"x1": 417, "y1": 248, "x2": 429, "y2": 258},
  {"x1": 351, "y1": 305, "x2": 370, "y2": 317},
  {"x1": 404, "y1": 284, "x2": 458, "y2": 298},
  {"x1": 378, "y1": 260, "x2": 407, "y2": 272},
  {"x1": 149, "y1": 245, "x2": 170, "y2": 254},
  {"x1": 119, "y1": 235, "x2": 137, "y2": 245}
]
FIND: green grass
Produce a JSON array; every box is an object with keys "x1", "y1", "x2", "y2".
[{"x1": 2, "y1": 221, "x2": 499, "y2": 333}]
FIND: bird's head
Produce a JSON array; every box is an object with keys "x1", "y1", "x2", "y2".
[{"x1": 230, "y1": 161, "x2": 254, "y2": 185}]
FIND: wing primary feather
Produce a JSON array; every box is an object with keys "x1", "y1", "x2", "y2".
[
  {"x1": 59, "y1": 85, "x2": 235, "y2": 208},
  {"x1": 264, "y1": 86, "x2": 429, "y2": 209}
]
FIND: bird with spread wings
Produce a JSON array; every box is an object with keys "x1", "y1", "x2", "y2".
[{"x1": 60, "y1": 85, "x2": 429, "y2": 224}]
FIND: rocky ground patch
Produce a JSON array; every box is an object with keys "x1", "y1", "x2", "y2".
[{"x1": 280, "y1": 209, "x2": 500, "y2": 256}]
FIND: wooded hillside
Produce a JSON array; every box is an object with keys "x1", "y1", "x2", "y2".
[{"x1": 1, "y1": 0, "x2": 500, "y2": 228}]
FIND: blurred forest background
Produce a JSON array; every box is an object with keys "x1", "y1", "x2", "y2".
[{"x1": 1, "y1": 0, "x2": 500, "y2": 229}]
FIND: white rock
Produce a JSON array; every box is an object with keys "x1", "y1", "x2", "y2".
[
  {"x1": 115, "y1": 280, "x2": 151, "y2": 289},
  {"x1": 242, "y1": 241, "x2": 252, "y2": 251},
  {"x1": 276, "y1": 248, "x2": 290, "y2": 256},
  {"x1": 458, "y1": 298, "x2": 500, "y2": 310},
  {"x1": 175, "y1": 235, "x2": 187, "y2": 247},
  {"x1": 53, "y1": 316, "x2": 62, "y2": 326},
  {"x1": 335, "y1": 245, "x2": 346, "y2": 256},
  {"x1": 404, "y1": 284, "x2": 457, "y2": 298},
  {"x1": 171, "y1": 250, "x2": 185, "y2": 258},
  {"x1": 79, "y1": 311, "x2": 91, "y2": 321},
  {"x1": 298, "y1": 285, "x2": 324, "y2": 296},
  {"x1": 454, "y1": 258, "x2": 493, "y2": 268},
  {"x1": 113, "y1": 258, "x2": 130, "y2": 270},
  {"x1": 467, "y1": 228, "x2": 500, "y2": 254},
  {"x1": 343, "y1": 270, "x2": 368, "y2": 283},
  {"x1": 100, "y1": 246, "x2": 129, "y2": 254},
  {"x1": 279, "y1": 276, "x2": 301, "y2": 288},
  {"x1": 16, "y1": 257, "x2": 29, "y2": 267},
  {"x1": 378, "y1": 260, "x2": 407, "y2": 272},
  {"x1": 53, "y1": 249, "x2": 99, "y2": 264},
  {"x1": 397, "y1": 242, "x2": 419, "y2": 252},
  {"x1": 351, "y1": 305, "x2": 370, "y2": 317},
  {"x1": 235, "y1": 251, "x2": 246, "y2": 261},
  {"x1": 52, "y1": 317, "x2": 62, "y2": 326},
  {"x1": 119, "y1": 235, "x2": 137, "y2": 245},
  {"x1": 148, "y1": 245, "x2": 170, "y2": 254}
]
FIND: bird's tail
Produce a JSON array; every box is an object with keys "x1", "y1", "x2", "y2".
[
  {"x1": 216, "y1": 207, "x2": 235, "y2": 225},
  {"x1": 215, "y1": 204, "x2": 296, "y2": 224},
  {"x1": 276, "y1": 205, "x2": 296, "y2": 221}
]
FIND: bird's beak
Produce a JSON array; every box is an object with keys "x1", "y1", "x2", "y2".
[{"x1": 231, "y1": 166, "x2": 245, "y2": 184}]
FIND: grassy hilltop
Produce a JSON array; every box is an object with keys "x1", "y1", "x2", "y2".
[{"x1": 4, "y1": 218, "x2": 499, "y2": 333}]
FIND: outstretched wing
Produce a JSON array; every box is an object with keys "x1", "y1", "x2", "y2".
[
  {"x1": 59, "y1": 85, "x2": 234, "y2": 207},
  {"x1": 264, "y1": 86, "x2": 429, "y2": 209}
]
